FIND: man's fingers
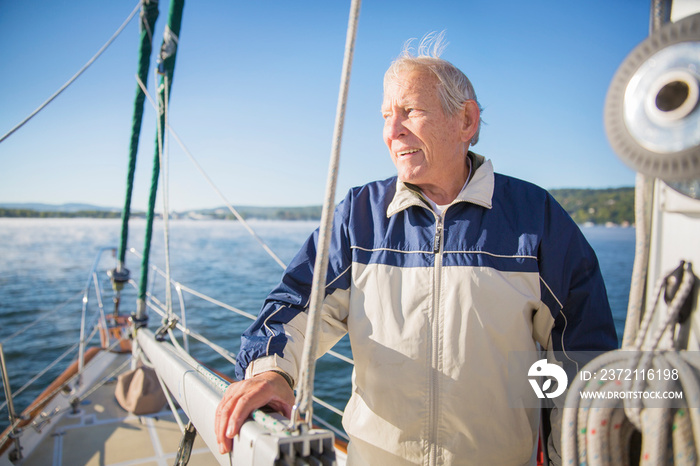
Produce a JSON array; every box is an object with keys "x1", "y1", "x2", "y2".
[
  {"x1": 215, "y1": 382, "x2": 243, "y2": 452},
  {"x1": 214, "y1": 371, "x2": 296, "y2": 455},
  {"x1": 227, "y1": 383, "x2": 277, "y2": 436}
]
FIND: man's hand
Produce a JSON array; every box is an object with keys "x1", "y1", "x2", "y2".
[{"x1": 214, "y1": 371, "x2": 295, "y2": 454}]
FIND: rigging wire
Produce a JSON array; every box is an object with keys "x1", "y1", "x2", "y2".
[
  {"x1": 170, "y1": 130, "x2": 288, "y2": 271},
  {"x1": 157, "y1": 72, "x2": 175, "y2": 319},
  {"x1": 134, "y1": 75, "x2": 288, "y2": 271},
  {"x1": 0, "y1": 1, "x2": 143, "y2": 144}
]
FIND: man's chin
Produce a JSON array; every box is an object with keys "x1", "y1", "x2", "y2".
[{"x1": 397, "y1": 173, "x2": 425, "y2": 186}]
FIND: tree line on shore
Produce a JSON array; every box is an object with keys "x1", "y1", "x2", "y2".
[
  {"x1": 549, "y1": 187, "x2": 633, "y2": 225},
  {"x1": 0, "y1": 208, "x2": 124, "y2": 219},
  {"x1": 0, "y1": 187, "x2": 635, "y2": 225}
]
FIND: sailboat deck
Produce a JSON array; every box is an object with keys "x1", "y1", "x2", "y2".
[{"x1": 18, "y1": 353, "x2": 219, "y2": 466}]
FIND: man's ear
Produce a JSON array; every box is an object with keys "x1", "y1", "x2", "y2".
[{"x1": 460, "y1": 100, "x2": 480, "y2": 143}]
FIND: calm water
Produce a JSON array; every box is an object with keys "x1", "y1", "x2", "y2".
[{"x1": 0, "y1": 218, "x2": 634, "y2": 432}]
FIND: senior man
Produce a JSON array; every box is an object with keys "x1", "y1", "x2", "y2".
[{"x1": 215, "y1": 36, "x2": 617, "y2": 465}]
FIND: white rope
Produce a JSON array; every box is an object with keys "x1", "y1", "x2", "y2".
[
  {"x1": 621, "y1": 174, "x2": 654, "y2": 347},
  {"x1": 0, "y1": 1, "x2": 142, "y2": 144},
  {"x1": 292, "y1": 0, "x2": 361, "y2": 430},
  {"x1": 133, "y1": 75, "x2": 288, "y2": 271},
  {"x1": 562, "y1": 261, "x2": 698, "y2": 466}
]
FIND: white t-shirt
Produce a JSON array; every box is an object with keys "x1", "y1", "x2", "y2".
[{"x1": 423, "y1": 161, "x2": 472, "y2": 217}]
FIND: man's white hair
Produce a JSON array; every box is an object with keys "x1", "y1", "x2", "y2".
[{"x1": 384, "y1": 31, "x2": 484, "y2": 145}]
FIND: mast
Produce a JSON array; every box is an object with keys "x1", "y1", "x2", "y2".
[
  {"x1": 110, "y1": 0, "x2": 160, "y2": 313},
  {"x1": 135, "y1": 0, "x2": 186, "y2": 324}
]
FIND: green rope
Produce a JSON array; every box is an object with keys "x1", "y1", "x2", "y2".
[
  {"x1": 137, "y1": 0, "x2": 185, "y2": 315},
  {"x1": 118, "y1": 0, "x2": 160, "y2": 268}
]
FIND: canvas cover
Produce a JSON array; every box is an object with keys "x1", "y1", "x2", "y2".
[{"x1": 115, "y1": 366, "x2": 167, "y2": 415}]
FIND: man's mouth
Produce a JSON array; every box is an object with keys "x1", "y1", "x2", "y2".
[{"x1": 397, "y1": 149, "x2": 420, "y2": 157}]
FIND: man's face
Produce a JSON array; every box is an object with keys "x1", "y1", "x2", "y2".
[{"x1": 382, "y1": 69, "x2": 469, "y2": 193}]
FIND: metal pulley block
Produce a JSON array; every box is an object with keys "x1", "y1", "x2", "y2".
[{"x1": 605, "y1": 13, "x2": 700, "y2": 182}]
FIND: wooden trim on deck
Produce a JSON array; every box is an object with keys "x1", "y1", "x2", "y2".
[{"x1": 0, "y1": 346, "x2": 102, "y2": 456}]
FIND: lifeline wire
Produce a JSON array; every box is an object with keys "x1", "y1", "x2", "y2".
[
  {"x1": 0, "y1": 1, "x2": 142, "y2": 144},
  {"x1": 292, "y1": 0, "x2": 362, "y2": 431},
  {"x1": 0, "y1": 343, "x2": 78, "y2": 414},
  {"x1": 0, "y1": 339, "x2": 125, "y2": 447},
  {"x1": 127, "y1": 247, "x2": 354, "y2": 369}
]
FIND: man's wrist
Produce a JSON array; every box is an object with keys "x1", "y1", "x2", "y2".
[{"x1": 268, "y1": 370, "x2": 294, "y2": 390}]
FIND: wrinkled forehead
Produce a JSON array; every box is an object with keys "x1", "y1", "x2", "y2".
[{"x1": 381, "y1": 69, "x2": 439, "y2": 109}]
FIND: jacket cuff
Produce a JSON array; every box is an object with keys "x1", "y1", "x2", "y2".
[{"x1": 244, "y1": 354, "x2": 296, "y2": 388}]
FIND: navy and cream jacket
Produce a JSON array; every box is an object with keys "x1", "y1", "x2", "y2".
[{"x1": 235, "y1": 153, "x2": 617, "y2": 465}]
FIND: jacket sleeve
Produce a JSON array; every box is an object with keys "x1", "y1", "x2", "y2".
[
  {"x1": 537, "y1": 192, "x2": 618, "y2": 354},
  {"x1": 537, "y1": 192, "x2": 618, "y2": 465},
  {"x1": 234, "y1": 196, "x2": 354, "y2": 383}
]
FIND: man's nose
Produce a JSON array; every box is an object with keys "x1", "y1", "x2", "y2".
[{"x1": 385, "y1": 114, "x2": 407, "y2": 139}]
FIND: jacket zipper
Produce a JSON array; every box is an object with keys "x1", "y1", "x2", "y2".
[
  {"x1": 428, "y1": 215, "x2": 444, "y2": 466},
  {"x1": 433, "y1": 221, "x2": 442, "y2": 254}
]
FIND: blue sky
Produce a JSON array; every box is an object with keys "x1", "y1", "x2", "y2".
[{"x1": 0, "y1": 0, "x2": 650, "y2": 211}]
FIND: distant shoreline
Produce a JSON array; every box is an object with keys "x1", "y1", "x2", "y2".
[
  {"x1": 0, "y1": 206, "x2": 322, "y2": 222},
  {"x1": 0, "y1": 187, "x2": 635, "y2": 225}
]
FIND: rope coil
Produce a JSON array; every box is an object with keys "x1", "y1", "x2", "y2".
[{"x1": 563, "y1": 261, "x2": 698, "y2": 465}]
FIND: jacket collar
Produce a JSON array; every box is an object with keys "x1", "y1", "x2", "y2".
[{"x1": 386, "y1": 151, "x2": 494, "y2": 218}]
